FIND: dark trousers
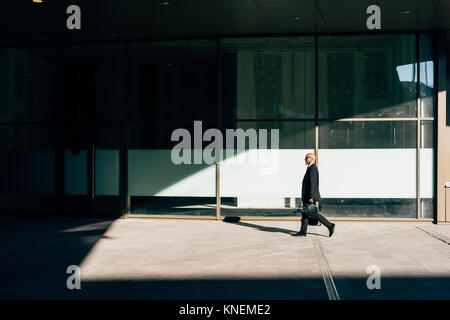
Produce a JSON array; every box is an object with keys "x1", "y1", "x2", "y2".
[{"x1": 300, "y1": 202, "x2": 333, "y2": 234}]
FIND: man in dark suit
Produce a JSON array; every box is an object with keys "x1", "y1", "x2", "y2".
[{"x1": 292, "y1": 153, "x2": 335, "y2": 237}]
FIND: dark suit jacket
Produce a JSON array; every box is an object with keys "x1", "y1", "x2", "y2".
[{"x1": 301, "y1": 163, "x2": 322, "y2": 203}]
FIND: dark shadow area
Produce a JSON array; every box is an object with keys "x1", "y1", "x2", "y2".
[
  {"x1": 224, "y1": 220, "x2": 330, "y2": 238},
  {"x1": 223, "y1": 221, "x2": 329, "y2": 238},
  {"x1": 77, "y1": 275, "x2": 450, "y2": 300},
  {"x1": 224, "y1": 221, "x2": 297, "y2": 235},
  {"x1": 0, "y1": 217, "x2": 115, "y2": 300},
  {"x1": 332, "y1": 276, "x2": 450, "y2": 300},
  {"x1": 74, "y1": 278, "x2": 329, "y2": 300},
  {"x1": 0, "y1": 194, "x2": 57, "y2": 217},
  {"x1": 5, "y1": 275, "x2": 450, "y2": 300},
  {"x1": 220, "y1": 208, "x2": 300, "y2": 217}
]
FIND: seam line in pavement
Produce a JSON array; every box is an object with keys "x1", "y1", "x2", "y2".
[
  {"x1": 311, "y1": 234, "x2": 340, "y2": 300},
  {"x1": 415, "y1": 226, "x2": 450, "y2": 245}
]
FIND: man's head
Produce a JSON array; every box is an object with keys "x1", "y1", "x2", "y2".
[{"x1": 304, "y1": 153, "x2": 315, "y2": 165}]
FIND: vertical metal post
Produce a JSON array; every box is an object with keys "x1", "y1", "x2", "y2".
[
  {"x1": 120, "y1": 42, "x2": 131, "y2": 217},
  {"x1": 435, "y1": 31, "x2": 448, "y2": 223},
  {"x1": 416, "y1": 32, "x2": 421, "y2": 219},
  {"x1": 55, "y1": 46, "x2": 64, "y2": 216},
  {"x1": 216, "y1": 163, "x2": 220, "y2": 219},
  {"x1": 315, "y1": 35, "x2": 319, "y2": 165},
  {"x1": 88, "y1": 143, "x2": 96, "y2": 217},
  {"x1": 120, "y1": 124, "x2": 129, "y2": 217},
  {"x1": 432, "y1": 31, "x2": 439, "y2": 224},
  {"x1": 216, "y1": 38, "x2": 222, "y2": 220}
]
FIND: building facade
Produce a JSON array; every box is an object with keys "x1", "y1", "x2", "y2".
[{"x1": 1, "y1": 2, "x2": 450, "y2": 222}]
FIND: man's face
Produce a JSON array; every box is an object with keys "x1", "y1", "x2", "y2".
[{"x1": 304, "y1": 154, "x2": 314, "y2": 165}]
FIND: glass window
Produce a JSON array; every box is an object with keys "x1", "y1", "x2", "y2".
[
  {"x1": 219, "y1": 37, "x2": 316, "y2": 217},
  {"x1": 128, "y1": 120, "x2": 220, "y2": 150},
  {"x1": 420, "y1": 120, "x2": 434, "y2": 218},
  {"x1": 318, "y1": 35, "x2": 417, "y2": 118},
  {"x1": 420, "y1": 120, "x2": 434, "y2": 148},
  {"x1": 64, "y1": 149, "x2": 88, "y2": 196},
  {"x1": 95, "y1": 124, "x2": 121, "y2": 197},
  {"x1": 62, "y1": 123, "x2": 90, "y2": 196},
  {"x1": 0, "y1": 48, "x2": 58, "y2": 122},
  {"x1": 220, "y1": 121, "x2": 315, "y2": 217},
  {"x1": 128, "y1": 120, "x2": 217, "y2": 215},
  {"x1": 0, "y1": 124, "x2": 56, "y2": 194},
  {"x1": 318, "y1": 120, "x2": 417, "y2": 218},
  {"x1": 128, "y1": 148, "x2": 216, "y2": 216},
  {"x1": 317, "y1": 199, "x2": 416, "y2": 218},
  {"x1": 95, "y1": 149, "x2": 119, "y2": 196},
  {"x1": 221, "y1": 37, "x2": 315, "y2": 120},
  {"x1": 128, "y1": 39, "x2": 218, "y2": 216},
  {"x1": 319, "y1": 120, "x2": 417, "y2": 148},
  {"x1": 63, "y1": 44, "x2": 126, "y2": 123},
  {"x1": 236, "y1": 121, "x2": 315, "y2": 149},
  {"x1": 131, "y1": 40, "x2": 218, "y2": 123},
  {"x1": 419, "y1": 34, "x2": 434, "y2": 118}
]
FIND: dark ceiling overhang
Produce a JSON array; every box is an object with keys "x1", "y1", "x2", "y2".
[{"x1": 1, "y1": 0, "x2": 450, "y2": 45}]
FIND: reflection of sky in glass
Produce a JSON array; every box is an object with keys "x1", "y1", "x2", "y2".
[
  {"x1": 396, "y1": 61, "x2": 433, "y2": 88},
  {"x1": 420, "y1": 61, "x2": 433, "y2": 88},
  {"x1": 396, "y1": 63, "x2": 415, "y2": 82}
]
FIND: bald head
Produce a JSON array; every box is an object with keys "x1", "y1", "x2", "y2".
[{"x1": 305, "y1": 153, "x2": 315, "y2": 165}]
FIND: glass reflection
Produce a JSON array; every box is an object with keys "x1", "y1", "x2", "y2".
[
  {"x1": 318, "y1": 34, "x2": 417, "y2": 118},
  {"x1": 221, "y1": 37, "x2": 315, "y2": 119}
]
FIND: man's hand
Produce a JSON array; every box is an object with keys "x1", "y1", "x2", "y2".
[{"x1": 309, "y1": 199, "x2": 313, "y2": 203}]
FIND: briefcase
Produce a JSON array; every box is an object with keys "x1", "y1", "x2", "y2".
[{"x1": 301, "y1": 203, "x2": 321, "y2": 226}]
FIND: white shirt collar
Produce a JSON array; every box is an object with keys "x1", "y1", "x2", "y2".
[{"x1": 307, "y1": 162, "x2": 315, "y2": 167}]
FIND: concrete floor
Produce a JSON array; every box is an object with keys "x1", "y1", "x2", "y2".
[{"x1": 1, "y1": 217, "x2": 449, "y2": 300}]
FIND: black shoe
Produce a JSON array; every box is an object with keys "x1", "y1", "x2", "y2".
[
  {"x1": 291, "y1": 232, "x2": 307, "y2": 237},
  {"x1": 328, "y1": 223, "x2": 335, "y2": 237}
]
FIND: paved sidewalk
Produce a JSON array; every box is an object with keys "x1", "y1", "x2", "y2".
[{"x1": 1, "y1": 217, "x2": 449, "y2": 299}]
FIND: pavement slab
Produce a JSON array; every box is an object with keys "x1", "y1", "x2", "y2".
[{"x1": 0, "y1": 217, "x2": 449, "y2": 299}]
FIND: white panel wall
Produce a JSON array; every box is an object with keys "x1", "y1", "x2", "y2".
[
  {"x1": 220, "y1": 149, "x2": 314, "y2": 207},
  {"x1": 319, "y1": 149, "x2": 417, "y2": 198},
  {"x1": 128, "y1": 150, "x2": 215, "y2": 197},
  {"x1": 127, "y1": 148, "x2": 429, "y2": 204}
]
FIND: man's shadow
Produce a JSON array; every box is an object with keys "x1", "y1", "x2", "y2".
[{"x1": 224, "y1": 221, "x2": 328, "y2": 238}]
